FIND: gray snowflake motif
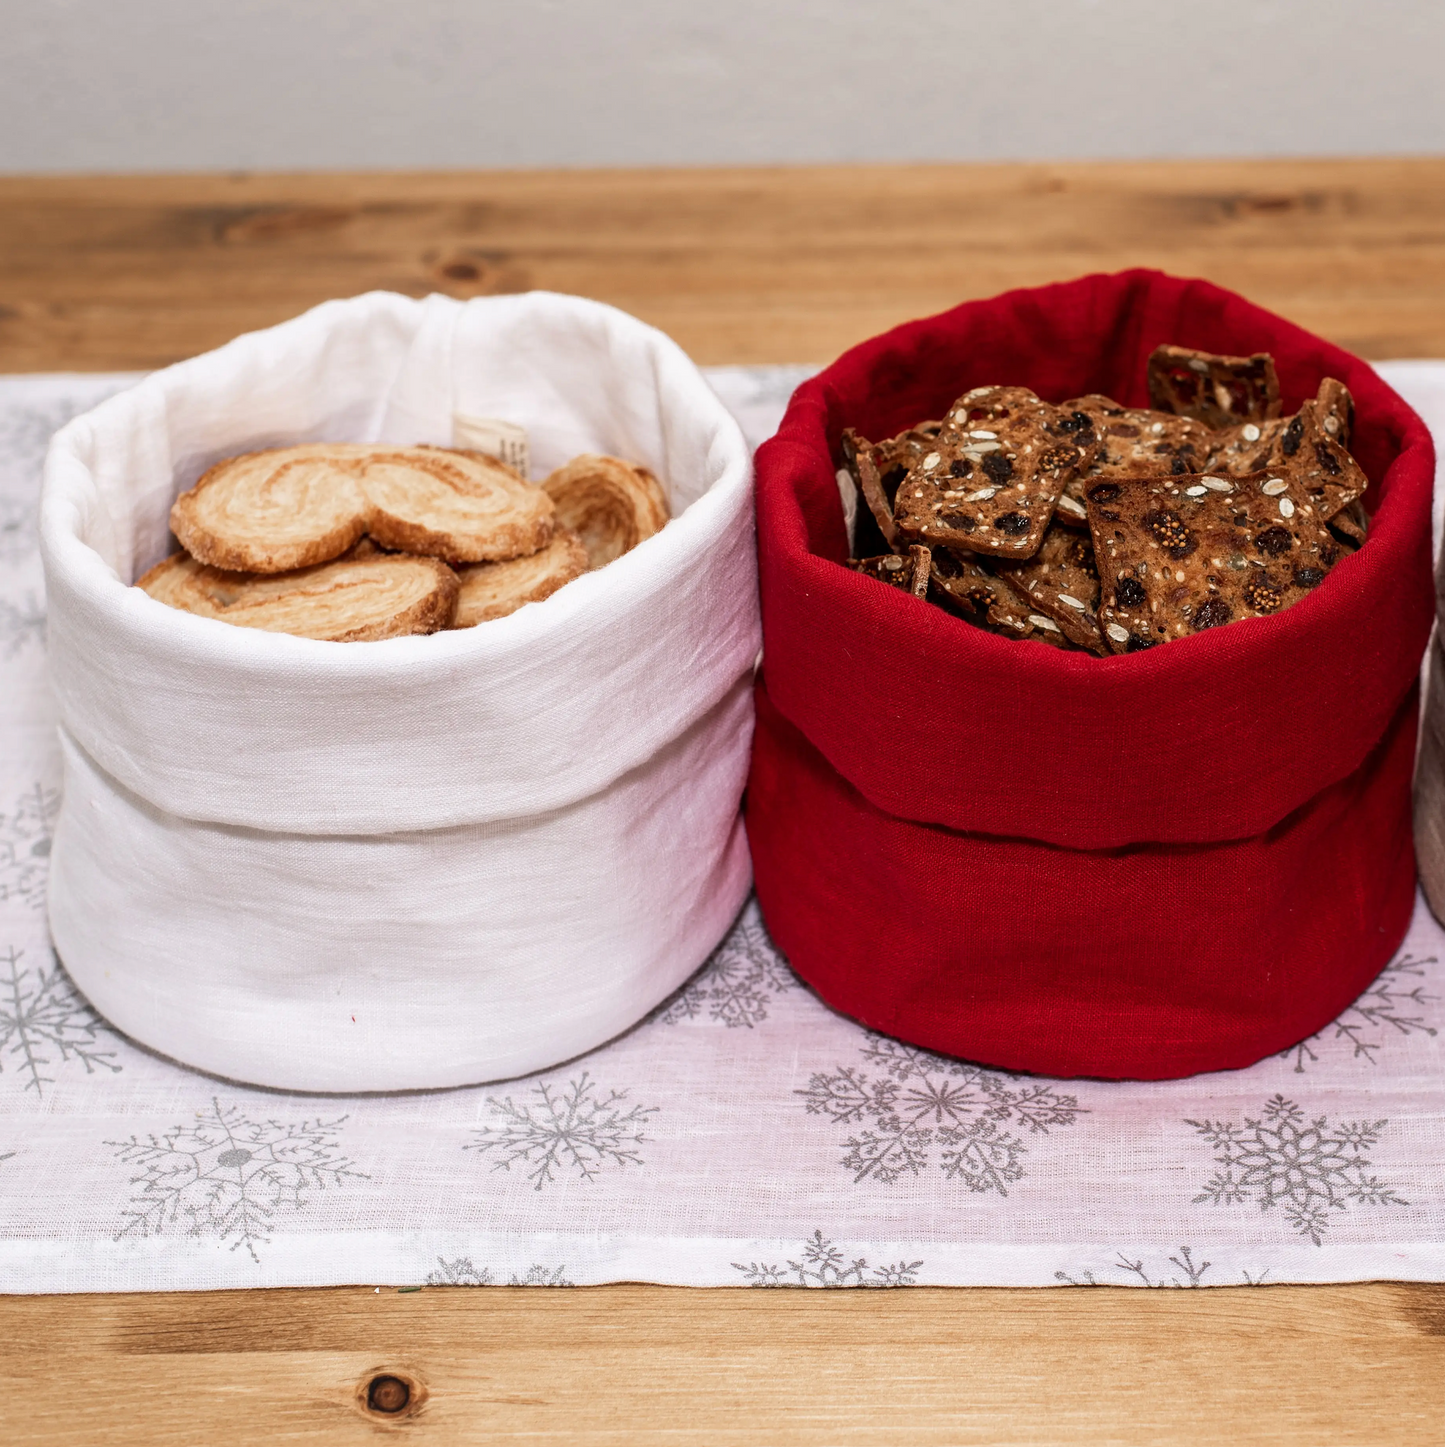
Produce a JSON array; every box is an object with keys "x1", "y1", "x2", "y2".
[
  {"x1": 798, "y1": 1032, "x2": 1084, "y2": 1193},
  {"x1": 655, "y1": 901, "x2": 797, "y2": 1028},
  {"x1": 1281, "y1": 953, "x2": 1439, "y2": 1072},
  {"x1": 0, "y1": 593, "x2": 45, "y2": 658},
  {"x1": 0, "y1": 395, "x2": 103, "y2": 501},
  {"x1": 0, "y1": 783, "x2": 59, "y2": 908},
  {"x1": 0, "y1": 494, "x2": 35, "y2": 564},
  {"x1": 465, "y1": 1072, "x2": 658, "y2": 1191},
  {"x1": 108, "y1": 1098, "x2": 366, "y2": 1263},
  {"x1": 1056, "y1": 1246, "x2": 1219, "y2": 1288},
  {"x1": 1054, "y1": 1247, "x2": 1272, "y2": 1287},
  {"x1": 425, "y1": 1257, "x2": 573, "y2": 1287},
  {"x1": 733, "y1": 1230, "x2": 923, "y2": 1288},
  {"x1": 0, "y1": 946, "x2": 120, "y2": 1097},
  {"x1": 1187, "y1": 1094, "x2": 1406, "y2": 1246}
]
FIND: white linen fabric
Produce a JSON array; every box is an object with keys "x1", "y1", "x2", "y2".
[
  {"x1": 0, "y1": 365, "x2": 1441, "y2": 1294},
  {"x1": 36, "y1": 295, "x2": 758, "y2": 1090}
]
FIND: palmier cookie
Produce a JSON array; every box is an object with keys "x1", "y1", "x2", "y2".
[
  {"x1": 362, "y1": 446, "x2": 552, "y2": 563},
  {"x1": 541, "y1": 454, "x2": 669, "y2": 570},
  {"x1": 171, "y1": 444, "x2": 554, "y2": 574},
  {"x1": 137, "y1": 549, "x2": 460, "y2": 642},
  {"x1": 452, "y1": 529, "x2": 589, "y2": 628}
]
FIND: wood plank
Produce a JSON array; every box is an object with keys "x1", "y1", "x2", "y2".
[
  {"x1": 5, "y1": 1281, "x2": 1445, "y2": 1445},
  {"x1": 3, "y1": 158, "x2": 1445, "y2": 371}
]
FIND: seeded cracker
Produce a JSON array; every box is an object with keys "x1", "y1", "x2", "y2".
[
  {"x1": 994, "y1": 523, "x2": 1106, "y2": 653},
  {"x1": 1085, "y1": 470, "x2": 1340, "y2": 654},
  {"x1": 1206, "y1": 379, "x2": 1361, "y2": 520},
  {"x1": 1205, "y1": 415, "x2": 1291, "y2": 475},
  {"x1": 1147, "y1": 344, "x2": 1282, "y2": 428},
  {"x1": 1329, "y1": 497, "x2": 1369, "y2": 551},
  {"x1": 1268, "y1": 395, "x2": 1368, "y2": 524},
  {"x1": 1207, "y1": 391, "x2": 1367, "y2": 525},
  {"x1": 1070, "y1": 396, "x2": 1217, "y2": 480},
  {"x1": 927, "y1": 548, "x2": 1009, "y2": 625},
  {"x1": 1050, "y1": 395, "x2": 1124, "y2": 524},
  {"x1": 892, "y1": 386, "x2": 1092, "y2": 560},
  {"x1": 842, "y1": 424, "x2": 942, "y2": 550},
  {"x1": 1032, "y1": 395, "x2": 1118, "y2": 526},
  {"x1": 1313, "y1": 376, "x2": 1355, "y2": 450},
  {"x1": 927, "y1": 548, "x2": 1071, "y2": 648},
  {"x1": 850, "y1": 544, "x2": 932, "y2": 598}
]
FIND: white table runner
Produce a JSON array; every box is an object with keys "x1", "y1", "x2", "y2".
[{"x1": 1, "y1": 363, "x2": 1443, "y2": 1293}]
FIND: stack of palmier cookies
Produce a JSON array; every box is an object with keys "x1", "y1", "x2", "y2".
[{"x1": 139, "y1": 443, "x2": 669, "y2": 641}]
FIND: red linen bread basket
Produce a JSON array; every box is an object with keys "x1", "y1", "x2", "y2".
[{"x1": 747, "y1": 269, "x2": 1435, "y2": 1081}]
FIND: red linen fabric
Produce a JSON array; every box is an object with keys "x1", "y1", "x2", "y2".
[{"x1": 746, "y1": 270, "x2": 1435, "y2": 1080}]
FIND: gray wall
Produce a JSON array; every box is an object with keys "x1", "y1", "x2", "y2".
[{"x1": 5, "y1": 0, "x2": 1443, "y2": 172}]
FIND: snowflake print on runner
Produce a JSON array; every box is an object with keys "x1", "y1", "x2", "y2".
[
  {"x1": 733, "y1": 1230, "x2": 923, "y2": 1288},
  {"x1": 425, "y1": 1258, "x2": 573, "y2": 1287},
  {"x1": 0, "y1": 495, "x2": 35, "y2": 565},
  {"x1": 654, "y1": 898, "x2": 798, "y2": 1028},
  {"x1": 0, "y1": 394, "x2": 120, "y2": 500},
  {"x1": 1281, "y1": 953, "x2": 1439, "y2": 1072},
  {"x1": 0, "y1": 783, "x2": 59, "y2": 908},
  {"x1": 108, "y1": 1098, "x2": 366, "y2": 1264},
  {"x1": 465, "y1": 1072, "x2": 658, "y2": 1191},
  {"x1": 1055, "y1": 1246, "x2": 1271, "y2": 1288},
  {"x1": 0, "y1": 945, "x2": 120, "y2": 1098},
  {"x1": 0, "y1": 593, "x2": 45, "y2": 659},
  {"x1": 1187, "y1": 1094, "x2": 1406, "y2": 1246},
  {"x1": 799, "y1": 1032, "x2": 1084, "y2": 1192}
]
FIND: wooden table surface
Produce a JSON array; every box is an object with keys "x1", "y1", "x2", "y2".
[{"x1": 3, "y1": 157, "x2": 1444, "y2": 1444}]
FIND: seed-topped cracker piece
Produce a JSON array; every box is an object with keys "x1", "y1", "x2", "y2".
[
  {"x1": 1085, "y1": 470, "x2": 1340, "y2": 654},
  {"x1": 1033, "y1": 394, "x2": 1116, "y2": 526},
  {"x1": 850, "y1": 544, "x2": 932, "y2": 598},
  {"x1": 1329, "y1": 497, "x2": 1369, "y2": 551},
  {"x1": 1070, "y1": 397, "x2": 1216, "y2": 480},
  {"x1": 1049, "y1": 395, "x2": 1123, "y2": 524},
  {"x1": 841, "y1": 423, "x2": 941, "y2": 550},
  {"x1": 1212, "y1": 392, "x2": 1366, "y2": 523},
  {"x1": 1204, "y1": 415, "x2": 1290, "y2": 475},
  {"x1": 928, "y1": 547, "x2": 1072, "y2": 648},
  {"x1": 928, "y1": 547, "x2": 1010, "y2": 625},
  {"x1": 1147, "y1": 344, "x2": 1281, "y2": 428},
  {"x1": 994, "y1": 523, "x2": 1106, "y2": 654},
  {"x1": 1313, "y1": 376, "x2": 1354, "y2": 450},
  {"x1": 1272, "y1": 395, "x2": 1368, "y2": 523},
  {"x1": 1206, "y1": 379, "x2": 1362, "y2": 521},
  {"x1": 892, "y1": 386, "x2": 1092, "y2": 560}
]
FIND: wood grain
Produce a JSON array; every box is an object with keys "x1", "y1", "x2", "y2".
[
  {"x1": 3, "y1": 158, "x2": 1445, "y2": 371},
  {"x1": 5, "y1": 1281, "x2": 1445, "y2": 1445},
  {"x1": 8, "y1": 159, "x2": 1445, "y2": 1445}
]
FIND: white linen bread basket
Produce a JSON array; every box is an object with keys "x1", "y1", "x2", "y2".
[{"x1": 40, "y1": 290, "x2": 758, "y2": 1092}]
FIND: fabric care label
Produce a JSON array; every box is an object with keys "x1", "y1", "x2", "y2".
[{"x1": 453, "y1": 413, "x2": 530, "y2": 478}]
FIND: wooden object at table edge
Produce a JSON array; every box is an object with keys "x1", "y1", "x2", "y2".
[
  {"x1": 6, "y1": 1280, "x2": 1445, "y2": 1445},
  {"x1": 3, "y1": 156, "x2": 1445, "y2": 371}
]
